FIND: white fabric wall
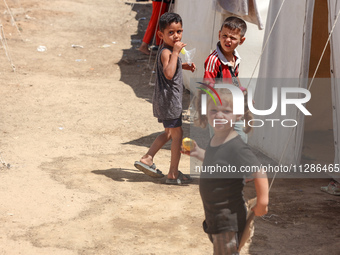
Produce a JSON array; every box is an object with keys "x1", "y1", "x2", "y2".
[
  {"x1": 248, "y1": 0, "x2": 315, "y2": 165},
  {"x1": 174, "y1": 0, "x2": 340, "y2": 171},
  {"x1": 328, "y1": 0, "x2": 340, "y2": 182}
]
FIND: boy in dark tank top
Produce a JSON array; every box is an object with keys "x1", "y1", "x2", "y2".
[{"x1": 135, "y1": 12, "x2": 196, "y2": 185}]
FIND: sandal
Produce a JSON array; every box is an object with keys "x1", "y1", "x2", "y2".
[
  {"x1": 321, "y1": 180, "x2": 340, "y2": 196},
  {"x1": 134, "y1": 161, "x2": 164, "y2": 178},
  {"x1": 165, "y1": 171, "x2": 193, "y2": 185}
]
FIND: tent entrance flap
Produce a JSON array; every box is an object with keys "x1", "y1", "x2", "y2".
[{"x1": 302, "y1": 0, "x2": 334, "y2": 166}]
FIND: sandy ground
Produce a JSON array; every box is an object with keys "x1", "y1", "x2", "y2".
[{"x1": 1, "y1": 1, "x2": 340, "y2": 254}]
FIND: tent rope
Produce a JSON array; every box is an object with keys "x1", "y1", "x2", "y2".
[
  {"x1": 0, "y1": 24, "x2": 17, "y2": 74},
  {"x1": 3, "y1": 0, "x2": 23, "y2": 40}
]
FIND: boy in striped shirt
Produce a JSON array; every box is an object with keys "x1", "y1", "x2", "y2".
[
  {"x1": 204, "y1": 16, "x2": 248, "y2": 142},
  {"x1": 204, "y1": 16, "x2": 246, "y2": 86}
]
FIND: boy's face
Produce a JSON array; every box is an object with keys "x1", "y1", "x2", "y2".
[
  {"x1": 157, "y1": 22, "x2": 183, "y2": 48},
  {"x1": 218, "y1": 27, "x2": 245, "y2": 56},
  {"x1": 207, "y1": 99, "x2": 241, "y2": 133}
]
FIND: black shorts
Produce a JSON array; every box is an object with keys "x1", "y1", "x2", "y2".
[{"x1": 158, "y1": 117, "x2": 182, "y2": 128}]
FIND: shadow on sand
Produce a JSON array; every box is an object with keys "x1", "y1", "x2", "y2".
[{"x1": 92, "y1": 167, "x2": 199, "y2": 185}]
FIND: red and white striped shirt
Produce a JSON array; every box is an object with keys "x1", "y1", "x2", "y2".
[{"x1": 204, "y1": 43, "x2": 244, "y2": 90}]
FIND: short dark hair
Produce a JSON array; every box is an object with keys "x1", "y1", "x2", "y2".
[
  {"x1": 159, "y1": 12, "x2": 182, "y2": 32},
  {"x1": 220, "y1": 16, "x2": 247, "y2": 37}
]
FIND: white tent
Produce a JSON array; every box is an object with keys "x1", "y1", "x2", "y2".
[
  {"x1": 174, "y1": 0, "x2": 340, "y2": 182},
  {"x1": 247, "y1": 0, "x2": 340, "y2": 183}
]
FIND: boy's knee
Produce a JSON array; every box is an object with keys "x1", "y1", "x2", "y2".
[
  {"x1": 164, "y1": 128, "x2": 172, "y2": 139},
  {"x1": 166, "y1": 127, "x2": 182, "y2": 139},
  {"x1": 171, "y1": 127, "x2": 183, "y2": 136}
]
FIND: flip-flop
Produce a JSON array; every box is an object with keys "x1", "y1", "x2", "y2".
[
  {"x1": 321, "y1": 181, "x2": 340, "y2": 196},
  {"x1": 134, "y1": 161, "x2": 164, "y2": 178},
  {"x1": 165, "y1": 171, "x2": 193, "y2": 185}
]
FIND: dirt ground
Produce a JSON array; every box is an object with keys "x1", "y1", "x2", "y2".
[{"x1": 1, "y1": 1, "x2": 340, "y2": 254}]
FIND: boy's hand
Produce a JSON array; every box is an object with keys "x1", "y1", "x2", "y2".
[
  {"x1": 182, "y1": 62, "x2": 196, "y2": 72},
  {"x1": 181, "y1": 139, "x2": 200, "y2": 157},
  {"x1": 181, "y1": 139, "x2": 196, "y2": 155},
  {"x1": 173, "y1": 41, "x2": 186, "y2": 54},
  {"x1": 252, "y1": 203, "x2": 268, "y2": 217}
]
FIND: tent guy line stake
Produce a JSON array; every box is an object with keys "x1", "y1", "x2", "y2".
[
  {"x1": 246, "y1": 0, "x2": 286, "y2": 89},
  {"x1": 0, "y1": 152, "x2": 10, "y2": 169},
  {"x1": 308, "y1": 6, "x2": 340, "y2": 91}
]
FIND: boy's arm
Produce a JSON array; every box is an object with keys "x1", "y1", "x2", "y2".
[
  {"x1": 182, "y1": 62, "x2": 196, "y2": 72},
  {"x1": 204, "y1": 56, "x2": 218, "y2": 77},
  {"x1": 203, "y1": 55, "x2": 218, "y2": 87},
  {"x1": 252, "y1": 171, "x2": 269, "y2": 216},
  {"x1": 161, "y1": 41, "x2": 186, "y2": 80}
]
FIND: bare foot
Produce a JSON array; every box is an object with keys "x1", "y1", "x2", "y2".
[
  {"x1": 166, "y1": 170, "x2": 193, "y2": 185},
  {"x1": 140, "y1": 155, "x2": 153, "y2": 166},
  {"x1": 138, "y1": 42, "x2": 150, "y2": 55},
  {"x1": 167, "y1": 170, "x2": 191, "y2": 181}
]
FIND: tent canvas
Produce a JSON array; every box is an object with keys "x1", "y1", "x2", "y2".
[
  {"x1": 248, "y1": 0, "x2": 340, "y2": 182},
  {"x1": 174, "y1": 0, "x2": 340, "y2": 183}
]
